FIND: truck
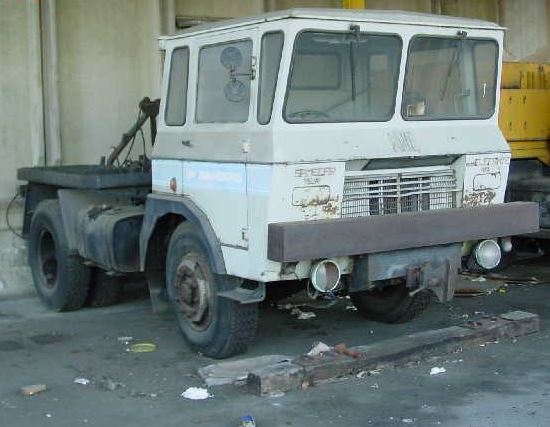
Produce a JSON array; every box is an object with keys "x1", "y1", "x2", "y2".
[{"x1": 17, "y1": 9, "x2": 539, "y2": 359}]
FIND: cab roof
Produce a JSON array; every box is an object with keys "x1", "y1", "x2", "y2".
[{"x1": 160, "y1": 8, "x2": 504, "y2": 41}]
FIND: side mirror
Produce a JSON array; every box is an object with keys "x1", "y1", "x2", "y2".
[
  {"x1": 220, "y1": 46, "x2": 255, "y2": 102},
  {"x1": 224, "y1": 80, "x2": 247, "y2": 103},
  {"x1": 220, "y1": 46, "x2": 244, "y2": 70}
]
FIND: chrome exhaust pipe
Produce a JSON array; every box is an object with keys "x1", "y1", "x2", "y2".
[{"x1": 310, "y1": 259, "x2": 341, "y2": 293}]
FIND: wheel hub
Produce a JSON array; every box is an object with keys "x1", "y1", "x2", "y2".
[
  {"x1": 174, "y1": 254, "x2": 212, "y2": 329},
  {"x1": 38, "y1": 229, "x2": 58, "y2": 289}
]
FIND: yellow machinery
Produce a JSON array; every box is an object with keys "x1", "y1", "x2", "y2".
[
  {"x1": 500, "y1": 62, "x2": 550, "y2": 165},
  {"x1": 500, "y1": 62, "x2": 550, "y2": 234},
  {"x1": 342, "y1": 0, "x2": 365, "y2": 9}
]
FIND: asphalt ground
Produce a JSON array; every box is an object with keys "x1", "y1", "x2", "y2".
[{"x1": 1, "y1": 256, "x2": 550, "y2": 426}]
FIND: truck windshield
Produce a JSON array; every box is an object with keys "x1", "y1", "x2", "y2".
[
  {"x1": 284, "y1": 31, "x2": 401, "y2": 123},
  {"x1": 403, "y1": 36, "x2": 498, "y2": 120}
]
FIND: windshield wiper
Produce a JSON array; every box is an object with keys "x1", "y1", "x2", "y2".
[
  {"x1": 348, "y1": 24, "x2": 360, "y2": 102},
  {"x1": 440, "y1": 34, "x2": 466, "y2": 101}
]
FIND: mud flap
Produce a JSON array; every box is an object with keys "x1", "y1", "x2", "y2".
[
  {"x1": 406, "y1": 258, "x2": 458, "y2": 302},
  {"x1": 218, "y1": 278, "x2": 266, "y2": 304}
]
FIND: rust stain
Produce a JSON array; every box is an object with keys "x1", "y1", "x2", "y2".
[
  {"x1": 301, "y1": 195, "x2": 330, "y2": 206},
  {"x1": 299, "y1": 195, "x2": 341, "y2": 219},
  {"x1": 321, "y1": 196, "x2": 340, "y2": 215},
  {"x1": 462, "y1": 190, "x2": 496, "y2": 207}
]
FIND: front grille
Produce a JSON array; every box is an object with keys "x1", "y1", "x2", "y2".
[{"x1": 341, "y1": 169, "x2": 459, "y2": 218}]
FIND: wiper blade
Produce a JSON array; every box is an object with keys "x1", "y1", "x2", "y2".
[
  {"x1": 348, "y1": 24, "x2": 360, "y2": 102},
  {"x1": 440, "y1": 38, "x2": 465, "y2": 101},
  {"x1": 350, "y1": 41, "x2": 357, "y2": 101}
]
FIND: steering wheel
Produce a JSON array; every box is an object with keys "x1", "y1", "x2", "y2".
[{"x1": 287, "y1": 110, "x2": 330, "y2": 121}]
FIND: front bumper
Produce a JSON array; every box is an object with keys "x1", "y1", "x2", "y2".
[{"x1": 267, "y1": 202, "x2": 539, "y2": 262}]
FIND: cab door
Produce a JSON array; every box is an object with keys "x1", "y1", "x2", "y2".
[{"x1": 155, "y1": 28, "x2": 259, "y2": 250}]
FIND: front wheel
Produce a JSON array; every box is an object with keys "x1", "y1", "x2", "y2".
[
  {"x1": 350, "y1": 281, "x2": 431, "y2": 324},
  {"x1": 166, "y1": 222, "x2": 258, "y2": 359}
]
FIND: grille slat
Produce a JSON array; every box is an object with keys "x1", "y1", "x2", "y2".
[{"x1": 341, "y1": 169, "x2": 459, "y2": 218}]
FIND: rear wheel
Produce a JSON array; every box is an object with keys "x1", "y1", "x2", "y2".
[
  {"x1": 28, "y1": 200, "x2": 91, "y2": 311},
  {"x1": 350, "y1": 281, "x2": 431, "y2": 324},
  {"x1": 87, "y1": 269, "x2": 122, "y2": 307},
  {"x1": 166, "y1": 222, "x2": 258, "y2": 358}
]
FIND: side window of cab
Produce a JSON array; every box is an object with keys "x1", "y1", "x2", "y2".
[
  {"x1": 257, "y1": 31, "x2": 284, "y2": 124},
  {"x1": 196, "y1": 39, "x2": 253, "y2": 123},
  {"x1": 165, "y1": 47, "x2": 190, "y2": 126}
]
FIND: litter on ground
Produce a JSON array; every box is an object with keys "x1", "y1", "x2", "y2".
[
  {"x1": 307, "y1": 342, "x2": 331, "y2": 357},
  {"x1": 430, "y1": 367, "x2": 447, "y2": 376},
  {"x1": 296, "y1": 311, "x2": 316, "y2": 320},
  {"x1": 181, "y1": 387, "x2": 212, "y2": 400},
  {"x1": 455, "y1": 289, "x2": 491, "y2": 298},
  {"x1": 357, "y1": 369, "x2": 381, "y2": 378},
  {"x1": 240, "y1": 414, "x2": 256, "y2": 426},
  {"x1": 127, "y1": 342, "x2": 157, "y2": 353},
  {"x1": 73, "y1": 378, "x2": 91, "y2": 386},
  {"x1": 20, "y1": 384, "x2": 47, "y2": 396},
  {"x1": 333, "y1": 343, "x2": 363, "y2": 359}
]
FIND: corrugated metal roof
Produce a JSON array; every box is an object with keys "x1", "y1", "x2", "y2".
[{"x1": 160, "y1": 8, "x2": 504, "y2": 41}]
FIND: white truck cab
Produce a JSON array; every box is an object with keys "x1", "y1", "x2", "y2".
[
  {"x1": 19, "y1": 9, "x2": 539, "y2": 359},
  {"x1": 148, "y1": 9, "x2": 539, "y2": 356}
]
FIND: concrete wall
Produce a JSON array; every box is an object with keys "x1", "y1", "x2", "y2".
[
  {"x1": 175, "y1": 0, "x2": 264, "y2": 18},
  {"x1": 0, "y1": 1, "x2": 39, "y2": 298},
  {"x1": 0, "y1": 1, "x2": 42, "y2": 203},
  {"x1": 56, "y1": 0, "x2": 162, "y2": 165}
]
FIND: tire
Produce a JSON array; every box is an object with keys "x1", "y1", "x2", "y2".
[
  {"x1": 28, "y1": 199, "x2": 91, "y2": 311},
  {"x1": 350, "y1": 282, "x2": 431, "y2": 324},
  {"x1": 166, "y1": 222, "x2": 258, "y2": 359},
  {"x1": 465, "y1": 243, "x2": 514, "y2": 273},
  {"x1": 87, "y1": 269, "x2": 122, "y2": 307}
]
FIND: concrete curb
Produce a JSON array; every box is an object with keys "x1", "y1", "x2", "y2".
[{"x1": 243, "y1": 311, "x2": 539, "y2": 396}]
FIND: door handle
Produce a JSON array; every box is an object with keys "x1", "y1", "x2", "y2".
[{"x1": 181, "y1": 139, "x2": 192, "y2": 147}]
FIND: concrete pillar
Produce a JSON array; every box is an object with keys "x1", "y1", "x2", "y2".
[
  {"x1": 499, "y1": 0, "x2": 549, "y2": 61},
  {"x1": 41, "y1": 0, "x2": 62, "y2": 166},
  {"x1": 26, "y1": 0, "x2": 45, "y2": 167},
  {"x1": 264, "y1": 0, "x2": 278, "y2": 12},
  {"x1": 162, "y1": 0, "x2": 176, "y2": 35},
  {"x1": 151, "y1": 0, "x2": 163, "y2": 98}
]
